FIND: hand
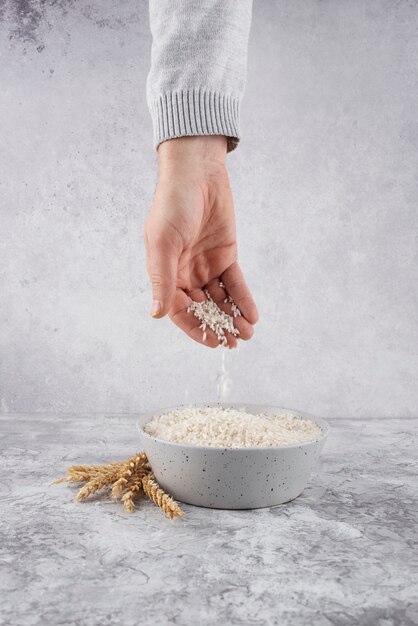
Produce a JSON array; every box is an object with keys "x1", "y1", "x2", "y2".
[{"x1": 144, "y1": 136, "x2": 258, "y2": 348}]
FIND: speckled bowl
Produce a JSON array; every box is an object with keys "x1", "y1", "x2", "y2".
[{"x1": 136, "y1": 403, "x2": 328, "y2": 510}]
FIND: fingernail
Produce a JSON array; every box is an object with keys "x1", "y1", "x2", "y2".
[{"x1": 151, "y1": 300, "x2": 162, "y2": 317}]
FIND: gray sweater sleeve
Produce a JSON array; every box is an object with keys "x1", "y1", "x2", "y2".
[{"x1": 147, "y1": 0, "x2": 253, "y2": 152}]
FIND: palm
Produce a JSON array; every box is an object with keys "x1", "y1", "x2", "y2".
[{"x1": 177, "y1": 175, "x2": 237, "y2": 289}]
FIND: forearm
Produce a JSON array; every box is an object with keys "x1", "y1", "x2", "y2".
[{"x1": 147, "y1": 0, "x2": 253, "y2": 152}]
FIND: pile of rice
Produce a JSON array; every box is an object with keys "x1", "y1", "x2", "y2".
[
  {"x1": 187, "y1": 290, "x2": 240, "y2": 346},
  {"x1": 144, "y1": 406, "x2": 322, "y2": 448}
]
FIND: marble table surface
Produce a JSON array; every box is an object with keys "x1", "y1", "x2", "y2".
[{"x1": 0, "y1": 415, "x2": 417, "y2": 626}]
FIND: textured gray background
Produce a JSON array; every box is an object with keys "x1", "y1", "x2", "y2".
[{"x1": 1, "y1": 0, "x2": 417, "y2": 417}]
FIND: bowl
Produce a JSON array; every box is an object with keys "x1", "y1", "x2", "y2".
[{"x1": 137, "y1": 403, "x2": 328, "y2": 510}]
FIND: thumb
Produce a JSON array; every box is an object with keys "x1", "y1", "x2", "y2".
[{"x1": 147, "y1": 236, "x2": 179, "y2": 318}]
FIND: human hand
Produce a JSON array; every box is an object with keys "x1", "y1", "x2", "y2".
[{"x1": 144, "y1": 136, "x2": 258, "y2": 348}]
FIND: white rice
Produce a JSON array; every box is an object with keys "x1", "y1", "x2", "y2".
[
  {"x1": 223, "y1": 294, "x2": 241, "y2": 318},
  {"x1": 144, "y1": 406, "x2": 322, "y2": 448},
  {"x1": 187, "y1": 289, "x2": 240, "y2": 346}
]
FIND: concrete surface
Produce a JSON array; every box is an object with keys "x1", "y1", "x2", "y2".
[
  {"x1": 1, "y1": 414, "x2": 417, "y2": 626},
  {"x1": 1, "y1": 0, "x2": 417, "y2": 416}
]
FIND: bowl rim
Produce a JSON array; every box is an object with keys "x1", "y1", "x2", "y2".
[{"x1": 136, "y1": 403, "x2": 329, "y2": 452}]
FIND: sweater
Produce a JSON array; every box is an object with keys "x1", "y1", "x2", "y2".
[{"x1": 147, "y1": 0, "x2": 253, "y2": 151}]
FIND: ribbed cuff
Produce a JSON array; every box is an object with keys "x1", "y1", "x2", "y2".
[{"x1": 149, "y1": 89, "x2": 240, "y2": 153}]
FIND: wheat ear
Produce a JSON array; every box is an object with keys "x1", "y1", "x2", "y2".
[
  {"x1": 111, "y1": 452, "x2": 150, "y2": 499},
  {"x1": 75, "y1": 465, "x2": 126, "y2": 500},
  {"x1": 53, "y1": 461, "x2": 126, "y2": 485},
  {"x1": 142, "y1": 473, "x2": 184, "y2": 519},
  {"x1": 121, "y1": 474, "x2": 145, "y2": 513}
]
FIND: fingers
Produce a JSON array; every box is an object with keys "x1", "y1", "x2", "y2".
[
  {"x1": 145, "y1": 231, "x2": 180, "y2": 318},
  {"x1": 145, "y1": 251, "x2": 258, "y2": 348},
  {"x1": 220, "y1": 263, "x2": 259, "y2": 325}
]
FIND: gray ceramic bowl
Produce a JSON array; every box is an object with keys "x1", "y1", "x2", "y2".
[{"x1": 137, "y1": 403, "x2": 328, "y2": 510}]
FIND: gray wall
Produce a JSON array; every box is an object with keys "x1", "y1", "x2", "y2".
[{"x1": 1, "y1": 0, "x2": 417, "y2": 417}]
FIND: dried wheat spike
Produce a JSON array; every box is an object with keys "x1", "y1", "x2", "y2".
[
  {"x1": 75, "y1": 469, "x2": 120, "y2": 501},
  {"x1": 112, "y1": 467, "x2": 150, "y2": 499},
  {"x1": 121, "y1": 476, "x2": 144, "y2": 513},
  {"x1": 111, "y1": 477, "x2": 129, "y2": 499},
  {"x1": 54, "y1": 469, "x2": 107, "y2": 485},
  {"x1": 53, "y1": 472, "x2": 91, "y2": 484},
  {"x1": 111, "y1": 452, "x2": 150, "y2": 499},
  {"x1": 142, "y1": 473, "x2": 184, "y2": 519},
  {"x1": 53, "y1": 461, "x2": 126, "y2": 485},
  {"x1": 53, "y1": 476, "x2": 73, "y2": 485},
  {"x1": 72, "y1": 462, "x2": 125, "y2": 475}
]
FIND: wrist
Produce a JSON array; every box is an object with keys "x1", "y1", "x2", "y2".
[{"x1": 157, "y1": 136, "x2": 227, "y2": 171}]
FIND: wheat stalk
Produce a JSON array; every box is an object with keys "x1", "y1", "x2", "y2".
[{"x1": 142, "y1": 473, "x2": 184, "y2": 519}]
